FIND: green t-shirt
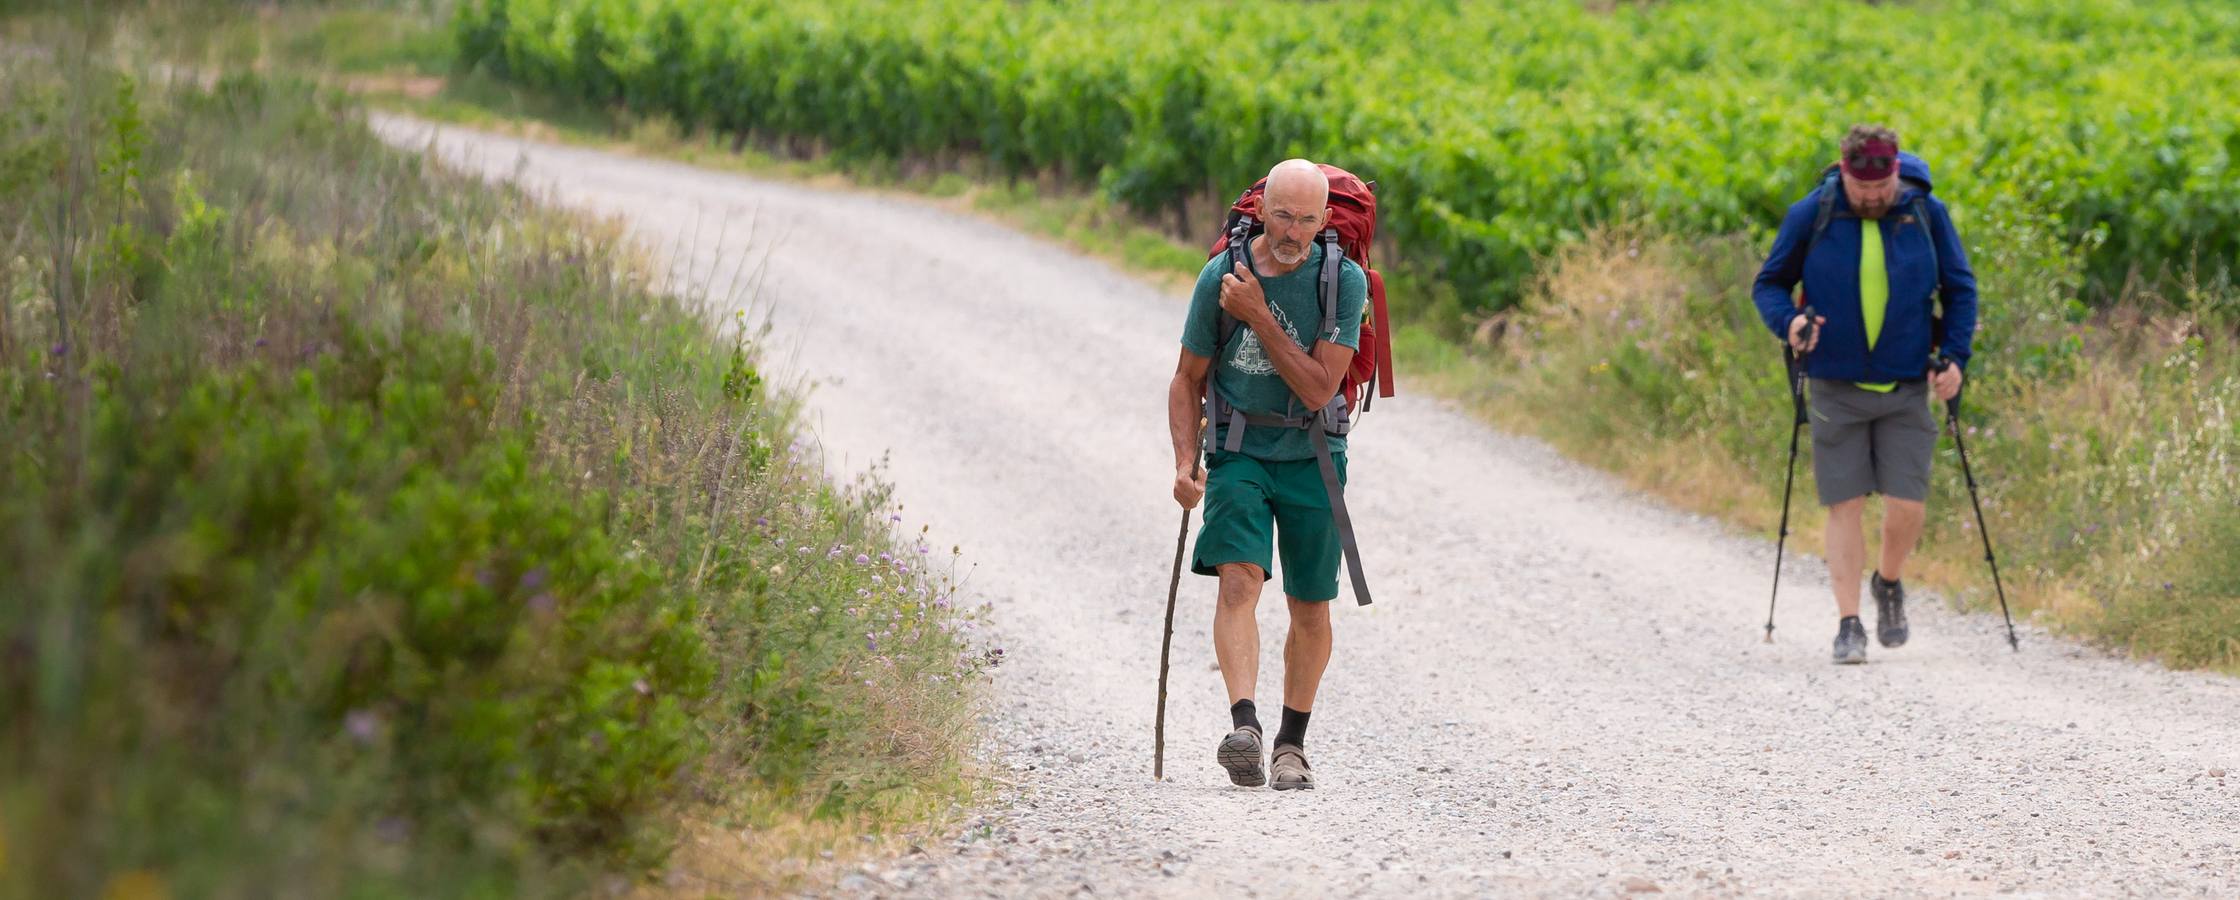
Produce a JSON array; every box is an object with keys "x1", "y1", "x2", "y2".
[
  {"x1": 1859, "y1": 220, "x2": 1895, "y2": 393},
  {"x1": 1180, "y1": 240, "x2": 1367, "y2": 461}
]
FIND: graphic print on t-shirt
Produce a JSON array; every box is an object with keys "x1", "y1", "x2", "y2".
[{"x1": 1228, "y1": 301, "x2": 1300, "y2": 376}]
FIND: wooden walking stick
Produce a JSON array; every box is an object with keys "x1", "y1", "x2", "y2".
[{"x1": 1155, "y1": 422, "x2": 1206, "y2": 780}]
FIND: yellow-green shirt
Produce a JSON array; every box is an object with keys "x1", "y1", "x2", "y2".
[{"x1": 1859, "y1": 221, "x2": 1894, "y2": 393}]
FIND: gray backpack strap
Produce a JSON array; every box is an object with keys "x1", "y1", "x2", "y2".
[
  {"x1": 1213, "y1": 217, "x2": 1257, "y2": 353},
  {"x1": 1202, "y1": 391, "x2": 1249, "y2": 454},
  {"x1": 1308, "y1": 417, "x2": 1371, "y2": 606},
  {"x1": 1207, "y1": 217, "x2": 1258, "y2": 454},
  {"x1": 1317, "y1": 229, "x2": 1342, "y2": 344}
]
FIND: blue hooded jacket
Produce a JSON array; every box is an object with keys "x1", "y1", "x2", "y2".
[{"x1": 1751, "y1": 152, "x2": 1979, "y2": 380}]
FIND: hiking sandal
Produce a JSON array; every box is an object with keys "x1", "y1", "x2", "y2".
[
  {"x1": 1217, "y1": 725, "x2": 1265, "y2": 787},
  {"x1": 1270, "y1": 743, "x2": 1314, "y2": 791}
]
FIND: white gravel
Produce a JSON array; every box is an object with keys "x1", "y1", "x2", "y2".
[{"x1": 374, "y1": 113, "x2": 2240, "y2": 899}]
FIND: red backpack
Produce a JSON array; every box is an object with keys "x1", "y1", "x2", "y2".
[
  {"x1": 1199, "y1": 163, "x2": 1391, "y2": 606},
  {"x1": 1205, "y1": 163, "x2": 1396, "y2": 414}
]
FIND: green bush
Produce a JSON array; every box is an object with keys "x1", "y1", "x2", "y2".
[{"x1": 1, "y1": 48, "x2": 984, "y2": 898}]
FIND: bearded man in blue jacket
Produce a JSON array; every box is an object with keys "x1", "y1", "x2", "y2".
[{"x1": 1752, "y1": 124, "x2": 1980, "y2": 665}]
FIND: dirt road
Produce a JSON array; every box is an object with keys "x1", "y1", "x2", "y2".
[{"x1": 373, "y1": 114, "x2": 2240, "y2": 898}]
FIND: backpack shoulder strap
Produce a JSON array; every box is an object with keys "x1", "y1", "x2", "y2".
[
  {"x1": 1913, "y1": 196, "x2": 1939, "y2": 284},
  {"x1": 1213, "y1": 216, "x2": 1256, "y2": 352},
  {"x1": 1806, "y1": 168, "x2": 1842, "y2": 258},
  {"x1": 1207, "y1": 218, "x2": 1252, "y2": 454},
  {"x1": 1317, "y1": 229, "x2": 1342, "y2": 345}
]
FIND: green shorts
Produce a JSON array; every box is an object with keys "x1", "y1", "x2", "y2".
[{"x1": 1190, "y1": 450, "x2": 1348, "y2": 602}]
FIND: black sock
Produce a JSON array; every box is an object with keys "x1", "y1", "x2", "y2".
[
  {"x1": 1275, "y1": 706, "x2": 1310, "y2": 748},
  {"x1": 1230, "y1": 699, "x2": 1259, "y2": 732}
]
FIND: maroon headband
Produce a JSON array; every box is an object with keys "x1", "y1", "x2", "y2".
[{"x1": 1842, "y1": 138, "x2": 1900, "y2": 182}]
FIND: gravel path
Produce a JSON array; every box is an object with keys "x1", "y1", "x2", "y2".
[{"x1": 372, "y1": 114, "x2": 2240, "y2": 899}]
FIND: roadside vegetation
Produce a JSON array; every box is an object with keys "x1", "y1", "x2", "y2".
[{"x1": 0, "y1": 14, "x2": 991, "y2": 897}]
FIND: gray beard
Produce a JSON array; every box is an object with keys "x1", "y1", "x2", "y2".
[{"x1": 1269, "y1": 241, "x2": 1308, "y2": 266}]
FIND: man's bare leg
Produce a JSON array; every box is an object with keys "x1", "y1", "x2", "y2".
[
  {"x1": 1212, "y1": 563, "x2": 1271, "y2": 786},
  {"x1": 1280, "y1": 597, "x2": 1332, "y2": 716},
  {"x1": 1213, "y1": 563, "x2": 1264, "y2": 704},
  {"x1": 1880, "y1": 498, "x2": 1926, "y2": 581},
  {"x1": 1827, "y1": 496, "x2": 1871, "y2": 663},
  {"x1": 1270, "y1": 596, "x2": 1332, "y2": 790},
  {"x1": 1826, "y1": 497, "x2": 1869, "y2": 618},
  {"x1": 1873, "y1": 497, "x2": 1925, "y2": 647}
]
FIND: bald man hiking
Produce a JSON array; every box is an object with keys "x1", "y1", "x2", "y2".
[
  {"x1": 1753, "y1": 124, "x2": 1979, "y2": 665},
  {"x1": 1167, "y1": 159, "x2": 1379, "y2": 790}
]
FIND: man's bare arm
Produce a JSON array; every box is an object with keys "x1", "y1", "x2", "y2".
[
  {"x1": 1245, "y1": 318, "x2": 1353, "y2": 411},
  {"x1": 1169, "y1": 349, "x2": 1214, "y2": 508}
]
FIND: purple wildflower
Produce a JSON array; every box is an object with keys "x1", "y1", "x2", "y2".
[{"x1": 345, "y1": 709, "x2": 381, "y2": 745}]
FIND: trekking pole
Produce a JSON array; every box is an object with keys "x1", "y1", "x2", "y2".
[
  {"x1": 1764, "y1": 307, "x2": 1817, "y2": 643},
  {"x1": 1934, "y1": 357, "x2": 2021, "y2": 652},
  {"x1": 1154, "y1": 422, "x2": 1206, "y2": 780}
]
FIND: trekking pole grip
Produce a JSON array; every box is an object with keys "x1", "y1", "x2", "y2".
[{"x1": 1933, "y1": 356, "x2": 1962, "y2": 418}]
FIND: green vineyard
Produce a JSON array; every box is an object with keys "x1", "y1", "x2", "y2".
[{"x1": 454, "y1": 0, "x2": 2240, "y2": 310}]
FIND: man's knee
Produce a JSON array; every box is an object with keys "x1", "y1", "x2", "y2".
[
  {"x1": 1828, "y1": 496, "x2": 1869, "y2": 520},
  {"x1": 1216, "y1": 563, "x2": 1265, "y2": 610},
  {"x1": 1286, "y1": 597, "x2": 1331, "y2": 635},
  {"x1": 1884, "y1": 497, "x2": 1926, "y2": 518}
]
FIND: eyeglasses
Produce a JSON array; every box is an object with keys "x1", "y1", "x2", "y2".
[{"x1": 1265, "y1": 209, "x2": 1325, "y2": 230}]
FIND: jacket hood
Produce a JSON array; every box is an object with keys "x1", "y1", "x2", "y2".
[{"x1": 1897, "y1": 151, "x2": 1932, "y2": 193}]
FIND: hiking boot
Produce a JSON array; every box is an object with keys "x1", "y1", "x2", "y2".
[
  {"x1": 1217, "y1": 726, "x2": 1265, "y2": 787},
  {"x1": 1832, "y1": 616, "x2": 1869, "y2": 665},
  {"x1": 1872, "y1": 572, "x2": 1910, "y2": 648},
  {"x1": 1270, "y1": 743, "x2": 1314, "y2": 791}
]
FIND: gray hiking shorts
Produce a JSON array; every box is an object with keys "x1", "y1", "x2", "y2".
[{"x1": 1808, "y1": 378, "x2": 1938, "y2": 506}]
